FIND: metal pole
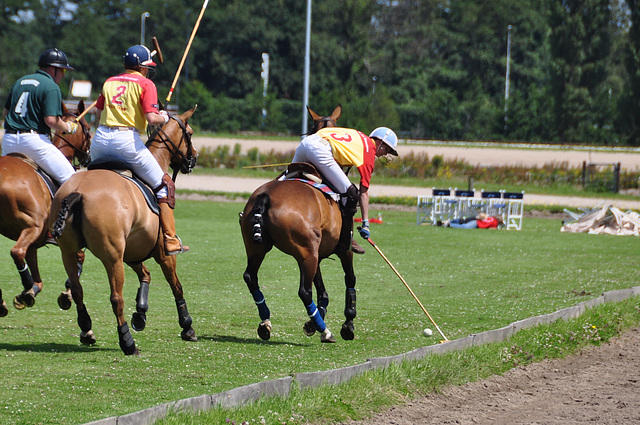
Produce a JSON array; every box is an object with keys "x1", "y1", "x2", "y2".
[
  {"x1": 504, "y1": 24, "x2": 512, "y2": 131},
  {"x1": 141, "y1": 12, "x2": 150, "y2": 45},
  {"x1": 301, "y1": 0, "x2": 312, "y2": 138}
]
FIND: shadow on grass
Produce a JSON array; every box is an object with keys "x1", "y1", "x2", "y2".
[
  {"x1": 198, "y1": 333, "x2": 308, "y2": 347},
  {"x1": 0, "y1": 342, "x2": 118, "y2": 353}
]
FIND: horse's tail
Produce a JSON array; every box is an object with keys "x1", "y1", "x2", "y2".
[
  {"x1": 51, "y1": 192, "x2": 83, "y2": 239},
  {"x1": 250, "y1": 193, "x2": 270, "y2": 244}
]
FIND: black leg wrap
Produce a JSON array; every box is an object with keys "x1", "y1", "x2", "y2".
[
  {"x1": 18, "y1": 265, "x2": 35, "y2": 292},
  {"x1": 344, "y1": 288, "x2": 357, "y2": 320},
  {"x1": 118, "y1": 322, "x2": 137, "y2": 355},
  {"x1": 176, "y1": 299, "x2": 193, "y2": 329},
  {"x1": 77, "y1": 304, "x2": 92, "y2": 333},
  {"x1": 135, "y1": 281, "x2": 150, "y2": 314}
]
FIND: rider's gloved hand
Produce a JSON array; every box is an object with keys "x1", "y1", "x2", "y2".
[
  {"x1": 159, "y1": 110, "x2": 170, "y2": 125},
  {"x1": 358, "y1": 220, "x2": 370, "y2": 239},
  {"x1": 65, "y1": 121, "x2": 78, "y2": 134}
]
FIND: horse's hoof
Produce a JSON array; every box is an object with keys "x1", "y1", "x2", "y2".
[
  {"x1": 80, "y1": 330, "x2": 96, "y2": 345},
  {"x1": 303, "y1": 320, "x2": 316, "y2": 336},
  {"x1": 13, "y1": 289, "x2": 35, "y2": 310},
  {"x1": 257, "y1": 320, "x2": 271, "y2": 341},
  {"x1": 321, "y1": 329, "x2": 336, "y2": 343},
  {"x1": 131, "y1": 312, "x2": 147, "y2": 331},
  {"x1": 340, "y1": 322, "x2": 355, "y2": 341},
  {"x1": 126, "y1": 347, "x2": 141, "y2": 356},
  {"x1": 0, "y1": 300, "x2": 8, "y2": 317},
  {"x1": 57, "y1": 291, "x2": 72, "y2": 310},
  {"x1": 181, "y1": 328, "x2": 197, "y2": 342}
]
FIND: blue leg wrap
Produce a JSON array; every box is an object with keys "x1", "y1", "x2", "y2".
[
  {"x1": 252, "y1": 290, "x2": 270, "y2": 321},
  {"x1": 306, "y1": 301, "x2": 326, "y2": 332}
]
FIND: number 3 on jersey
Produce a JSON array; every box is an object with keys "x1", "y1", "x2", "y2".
[{"x1": 111, "y1": 85, "x2": 127, "y2": 105}]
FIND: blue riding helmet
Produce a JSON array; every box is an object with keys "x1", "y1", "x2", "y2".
[
  {"x1": 123, "y1": 45, "x2": 156, "y2": 69},
  {"x1": 369, "y1": 127, "x2": 398, "y2": 156}
]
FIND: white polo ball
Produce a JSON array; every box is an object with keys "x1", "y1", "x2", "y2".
[{"x1": 423, "y1": 328, "x2": 433, "y2": 337}]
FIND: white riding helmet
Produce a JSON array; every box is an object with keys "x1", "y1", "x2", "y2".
[{"x1": 369, "y1": 127, "x2": 398, "y2": 156}]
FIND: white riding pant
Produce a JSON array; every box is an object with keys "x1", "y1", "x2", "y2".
[
  {"x1": 91, "y1": 126, "x2": 167, "y2": 198},
  {"x1": 292, "y1": 134, "x2": 352, "y2": 194},
  {"x1": 2, "y1": 132, "x2": 75, "y2": 185}
]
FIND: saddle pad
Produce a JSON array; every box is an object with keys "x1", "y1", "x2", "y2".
[{"x1": 285, "y1": 177, "x2": 340, "y2": 202}]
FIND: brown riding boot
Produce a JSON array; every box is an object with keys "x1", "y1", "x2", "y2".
[
  {"x1": 159, "y1": 203, "x2": 189, "y2": 255},
  {"x1": 351, "y1": 239, "x2": 365, "y2": 254}
]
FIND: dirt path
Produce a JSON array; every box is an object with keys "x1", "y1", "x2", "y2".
[{"x1": 340, "y1": 327, "x2": 640, "y2": 425}]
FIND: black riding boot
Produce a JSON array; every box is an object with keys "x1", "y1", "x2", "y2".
[{"x1": 337, "y1": 185, "x2": 359, "y2": 253}]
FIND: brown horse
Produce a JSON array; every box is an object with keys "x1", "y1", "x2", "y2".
[
  {"x1": 0, "y1": 101, "x2": 91, "y2": 316},
  {"x1": 49, "y1": 106, "x2": 198, "y2": 355},
  {"x1": 239, "y1": 104, "x2": 358, "y2": 343}
]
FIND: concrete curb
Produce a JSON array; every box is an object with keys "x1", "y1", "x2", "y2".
[{"x1": 84, "y1": 286, "x2": 640, "y2": 425}]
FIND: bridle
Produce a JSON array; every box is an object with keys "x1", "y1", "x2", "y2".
[
  {"x1": 146, "y1": 115, "x2": 197, "y2": 181},
  {"x1": 53, "y1": 114, "x2": 92, "y2": 169}
]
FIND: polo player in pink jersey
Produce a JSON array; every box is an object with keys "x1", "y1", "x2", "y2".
[
  {"x1": 292, "y1": 126, "x2": 398, "y2": 253},
  {"x1": 91, "y1": 45, "x2": 188, "y2": 255}
]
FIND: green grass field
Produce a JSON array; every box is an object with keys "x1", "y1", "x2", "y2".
[{"x1": 0, "y1": 199, "x2": 638, "y2": 424}]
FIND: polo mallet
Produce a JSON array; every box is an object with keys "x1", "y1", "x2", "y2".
[
  {"x1": 151, "y1": 36, "x2": 164, "y2": 64},
  {"x1": 364, "y1": 235, "x2": 449, "y2": 342},
  {"x1": 166, "y1": 0, "x2": 209, "y2": 103},
  {"x1": 73, "y1": 100, "x2": 98, "y2": 122}
]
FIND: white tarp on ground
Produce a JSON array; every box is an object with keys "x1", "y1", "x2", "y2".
[{"x1": 561, "y1": 204, "x2": 640, "y2": 236}]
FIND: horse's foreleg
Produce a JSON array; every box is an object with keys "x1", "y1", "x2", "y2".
[
  {"x1": 106, "y1": 261, "x2": 139, "y2": 355},
  {"x1": 303, "y1": 266, "x2": 329, "y2": 336},
  {"x1": 243, "y1": 251, "x2": 272, "y2": 340},
  {"x1": 156, "y1": 256, "x2": 197, "y2": 342},
  {"x1": 338, "y1": 251, "x2": 357, "y2": 341},
  {"x1": 61, "y1": 251, "x2": 96, "y2": 346},
  {"x1": 0, "y1": 289, "x2": 7, "y2": 317},
  {"x1": 128, "y1": 262, "x2": 151, "y2": 331},
  {"x1": 298, "y1": 258, "x2": 335, "y2": 343},
  {"x1": 12, "y1": 233, "x2": 42, "y2": 309},
  {"x1": 58, "y1": 250, "x2": 85, "y2": 311}
]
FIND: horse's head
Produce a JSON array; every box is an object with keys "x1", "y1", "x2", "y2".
[
  {"x1": 307, "y1": 104, "x2": 341, "y2": 134},
  {"x1": 147, "y1": 105, "x2": 198, "y2": 176},
  {"x1": 52, "y1": 101, "x2": 92, "y2": 168}
]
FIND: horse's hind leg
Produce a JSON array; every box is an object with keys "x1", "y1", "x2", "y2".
[
  {"x1": 156, "y1": 255, "x2": 197, "y2": 342},
  {"x1": 104, "y1": 260, "x2": 139, "y2": 355},
  {"x1": 337, "y1": 251, "x2": 357, "y2": 341},
  {"x1": 303, "y1": 265, "x2": 329, "y2": 337},
  {"x1": 58, "y1": 250, "x2": 85, "y2": 311},
  {"x1": 11, "y1": 228, "x2": 42, "y2": 309},
  {"x1": 127, "y1": 262, "x2": 151, "y2": 331},
  {"x1": 243, "y1": 249, "x2": 273, "y2": 340}
]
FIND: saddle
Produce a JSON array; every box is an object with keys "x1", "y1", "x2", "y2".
[
  {"x1": 279, "y1": 162, "x2": 340, "y2": 203},
  {"x1": 7, "y1": 152, "x2": 58, "y2": 198},
  {"x1": 87, "y1": 159, "x2": 160, "y2": 215}
]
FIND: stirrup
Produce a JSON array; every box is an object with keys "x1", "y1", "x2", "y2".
[{"x1": 165, "y1": 235, "x2": 190, "y2": 255}]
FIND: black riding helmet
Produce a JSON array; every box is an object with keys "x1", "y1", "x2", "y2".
[{"x1": 38, "y1": 48, "x2": 74, "y2": 70}]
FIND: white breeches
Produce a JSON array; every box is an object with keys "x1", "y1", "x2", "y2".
[
  {"x1": 2, "y1": 132, "x2": 75, "y2": 185},
  {"x1": 91, "y1": 126, "x2": 167, "y2": 198},
  {"x1": 292, "y1": 134, "x2": 352, "y2": 194}
]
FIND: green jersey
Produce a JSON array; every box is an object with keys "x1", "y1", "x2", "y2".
[{"x1": 3, "y1": 70, "x2": 62, "y2": 135}]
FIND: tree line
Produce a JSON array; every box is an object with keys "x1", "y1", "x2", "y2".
[{"x1": 1, "y1": 0, "x2": 638, "y2": 145}]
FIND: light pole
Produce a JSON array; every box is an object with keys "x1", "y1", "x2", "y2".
[
  {"x1": 504, "y1": 24, "x2": 512, "y2": 131},
  {"x1": 301, "y1": 0, "x2": 312, "y2": 138},
  {"x1": 141, "y1": 12, "x2": 150, "y2": 45}
]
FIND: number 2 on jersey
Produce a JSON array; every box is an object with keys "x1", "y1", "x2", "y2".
[{"x1": 111, "y1": 85, "x2": 127, "y2": 105}]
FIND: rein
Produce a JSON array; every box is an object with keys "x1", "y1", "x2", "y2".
[
  {"x1": 54, "y1": 115, "x2": 92, "y2": 168},
  {"x1": 146, "y1": 115, "x2": 195, "y2": 182}
]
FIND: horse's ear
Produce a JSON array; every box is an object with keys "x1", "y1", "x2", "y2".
[
  {"x1": 330, "y1": 104, "x2": 342, "y2": 122},
  {"x1": 307, "y1": 105, "x2": 321, "y2": 122},
  {"x1": 158, "y1": 99, "x2": 165, "y2": 111},
  {"x1": 179, "y1": 104, "x2": 198, "y2": 122},
  {"x1": 77, "y1": 100, "x2": 85, "y2": 115},
  {"x1": 61, "y1": 102, "x2": 70, "y2": 115}
]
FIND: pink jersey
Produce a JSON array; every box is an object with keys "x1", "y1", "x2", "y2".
[
  {"x1": 315, "y1": 127, "x2": 377, "y2": 188},
  {"x1": 96, "y1": 70, "x2": 159, "y2": 133}
]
